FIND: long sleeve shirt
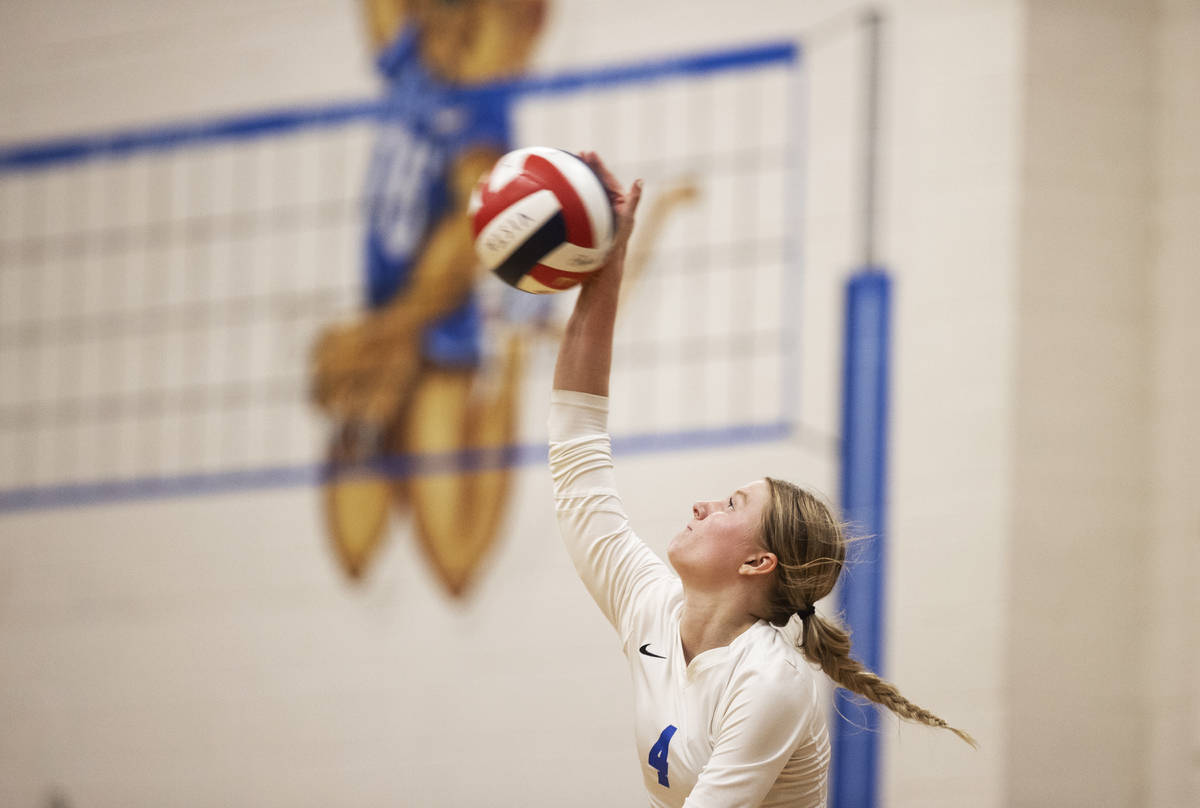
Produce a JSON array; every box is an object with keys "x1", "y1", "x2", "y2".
[{"x1": 549, "y1": 389, "x2": 830, "y2": 807}]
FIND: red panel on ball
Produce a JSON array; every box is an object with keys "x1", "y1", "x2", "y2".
[
  {"x1": 523, "y1": 154, "x2": 595, "y2": 248},
  {"x1": 472, "y1": 172, "x2": 545, "y2": 237},
  {"x1": 528, "y1": 262, "x2": 594, "y2": 290}
]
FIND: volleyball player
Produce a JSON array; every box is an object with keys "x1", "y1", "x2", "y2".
[{"x1": 548, "y1": 152, "x2": 974, "y2": 806}]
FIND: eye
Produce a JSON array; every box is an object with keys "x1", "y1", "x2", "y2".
[{"x1": 727, "y1": 497, "x2": 734, "y2": 510}]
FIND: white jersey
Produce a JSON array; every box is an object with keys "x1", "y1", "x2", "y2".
[{"x1": 549, "y1": 390, "x2": 830, "y2": 808}]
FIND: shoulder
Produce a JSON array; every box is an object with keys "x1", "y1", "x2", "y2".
[
  {"x1": 730, "y1": 623, "x2": 820, "y2": 711},
  {"x1": 622, "y1": 572, "x2": 683, "y2": 644},
  {"x1": 707, "y1": 626, "x2": 825, "y2": 752}
]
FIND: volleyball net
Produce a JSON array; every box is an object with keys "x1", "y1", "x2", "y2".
[{"x1": 0, "y1": 42, "x2": 804, "y2": 511}]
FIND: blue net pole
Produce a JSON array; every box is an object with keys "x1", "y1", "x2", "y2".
[{"x1": 831, "y1": 267, "x2": 891, "y2": 808}]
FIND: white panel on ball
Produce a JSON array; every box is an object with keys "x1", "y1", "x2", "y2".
[{"x1": 472, "y1": 188, "x2": 561, "y2": 269}]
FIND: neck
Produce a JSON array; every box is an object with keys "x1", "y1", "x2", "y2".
[{"x1": 678, "y1": 588, "x2": 761, "y2": 665}]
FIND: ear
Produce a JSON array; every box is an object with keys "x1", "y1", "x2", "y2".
[{"x1": 740, "y1": 552, "x2": 777, "y2": 577}]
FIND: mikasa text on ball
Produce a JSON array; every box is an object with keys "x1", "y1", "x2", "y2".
[{"x1": 469, "y1": 147, "x2": 616, "y2": 294}]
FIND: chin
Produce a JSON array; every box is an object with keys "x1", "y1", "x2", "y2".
[
  {"x1": 666, "y1": 531, "x2": 685, "y2": 565},
  {"x1": 667, "y1": 529, "x2": 694, "y2": 570}
]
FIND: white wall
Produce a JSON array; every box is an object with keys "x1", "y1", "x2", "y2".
[
  {"x1": 0, "y1": 441, "x2": 829, "y2": 808},
  {"x1": 882, "y1": 2, "x2": 1022, "y2": 806},
  {"x1": 0, "y1": 0, "x2": 375, "y2": 144},
  {"x1": 1011, "y1": 1, "x2": 1155, "y2": 805},
  {"x1": 2, "y1": 1, "x2": 1196, "y2": 806},
  {"x1": 1149, "y1": 1, "x2": 1200, "y2": 805},
  {"x1": 1010, "y1": 3, "x2": 1199, "y2": 807}
]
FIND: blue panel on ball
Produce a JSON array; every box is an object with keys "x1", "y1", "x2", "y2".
[{"x1": 492, "y1": 210, "x2": 568, "y2": 288}]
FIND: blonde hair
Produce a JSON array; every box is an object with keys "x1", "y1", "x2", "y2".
[{"x1": 762, "y1": 477, "x2": 977, "y2": 748}]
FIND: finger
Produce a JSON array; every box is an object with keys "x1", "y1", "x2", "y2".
[
  {"x1": 617, "y1": 180, "x2": 644, "y2": 239},
  {"x1": 588, "y1": 152, "x2": 625, "y2": 196},
  {"x1": 597, "y1": 163, "x2": 623, "y2": 197},
  {"x1": 628, "y1": 179, "x2": 644, "y2": 215}
]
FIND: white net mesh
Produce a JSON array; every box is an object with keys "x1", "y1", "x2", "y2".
[{"x1": 0, "y1": 49, "x2": 802, "y2": 503}]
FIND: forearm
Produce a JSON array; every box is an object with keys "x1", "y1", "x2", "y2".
[
  {"x1": 552, "y1": 249, "x2": 624, "y2": 397},
  {"x1": 548, "y1": 389, "x2": 671, "y2": 637},
  {"x1": 552, "y1": 154, "x2": 640, "y2": 397}
]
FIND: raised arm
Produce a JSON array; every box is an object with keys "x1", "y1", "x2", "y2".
[
  {"x1": 549, "y1": 155, "x2": 673, "y2": 639},
  {"x1": 552, "y1": 152, "x2": 642, "y2": 395}
]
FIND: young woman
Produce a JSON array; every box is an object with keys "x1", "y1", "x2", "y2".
[{"x1": 549, "y1": 153, "x2": 974, "y2": 807}]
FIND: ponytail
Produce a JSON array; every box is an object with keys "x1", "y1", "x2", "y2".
[
  {"x1": 799, "y1": 611, "x2": 977, "y2": 748},
  {"x1": 763, "y1": 477, "x2": 976, "y2": 748}
]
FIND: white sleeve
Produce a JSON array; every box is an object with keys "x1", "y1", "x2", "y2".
[
  {"x1": 682, "y1": 672, "x2": 816, "y2": 808},
  {"x1": 548, "y1": 389, "x2": 674, "y2": 642}
]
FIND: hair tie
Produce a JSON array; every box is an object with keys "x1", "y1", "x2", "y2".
[{"x1": 796, "y1": 604, "x2": 815, "y2": 620}]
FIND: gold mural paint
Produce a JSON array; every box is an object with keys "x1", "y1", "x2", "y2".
[
  {"x1": 312, "y1": 1, "x2": 548, "y2": 594},
  {"x1": 325, "y1": 475, "x2": 392, "y2": 579},
  {"x1": 312, "y1": 1, "x2": 695, "y2": 595}
]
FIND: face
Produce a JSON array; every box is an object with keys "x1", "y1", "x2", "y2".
[{"x1": 667, "y1": 479, "x2": 774, "y2": 589}]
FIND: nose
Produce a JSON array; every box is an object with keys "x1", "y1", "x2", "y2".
[{"x1": 692, "y1": 500, "x2": 718, "y2": 520}]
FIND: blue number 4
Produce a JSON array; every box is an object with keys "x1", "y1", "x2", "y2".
[{"x1": 648, "y1": 724, "x2": 678, "y2": 787}]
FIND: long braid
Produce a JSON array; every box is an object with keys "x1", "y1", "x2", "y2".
[
  {"x1": 800, "y1": 611, "x2": 977, "y2": 748},
  {"x1": 763, "y1": 477, "x2": 976, "y2": 748}
]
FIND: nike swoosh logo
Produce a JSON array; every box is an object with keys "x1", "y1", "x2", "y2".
[{"x1": 639, "y1": 643, "x2": 667, "y2": 659}]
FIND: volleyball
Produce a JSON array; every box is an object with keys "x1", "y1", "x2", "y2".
[{"x1": 469, "y1": 147, "x2": 616, "y2": 294}]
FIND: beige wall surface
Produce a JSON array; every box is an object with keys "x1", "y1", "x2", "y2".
[
  {"x1": 1149, "y1": 1, "x2": 1200, "y2": 806},
  {"x1": 1012, "y1": 1, "x2": 1153, "y2": 805},
  {"x1": 1, "y1": 1, "x2": 1196, "y2": 807},
  {"x1": 1010, "y1": 2, "x2": 1199, "y2": 807}
]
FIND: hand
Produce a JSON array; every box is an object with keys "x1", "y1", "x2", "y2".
[
  {"x1": 550, "y1": 152, "x2": 640, "y2": 396},
  {"x1": 580, "y1": 151, "x2": 643, "y2": 264}
]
